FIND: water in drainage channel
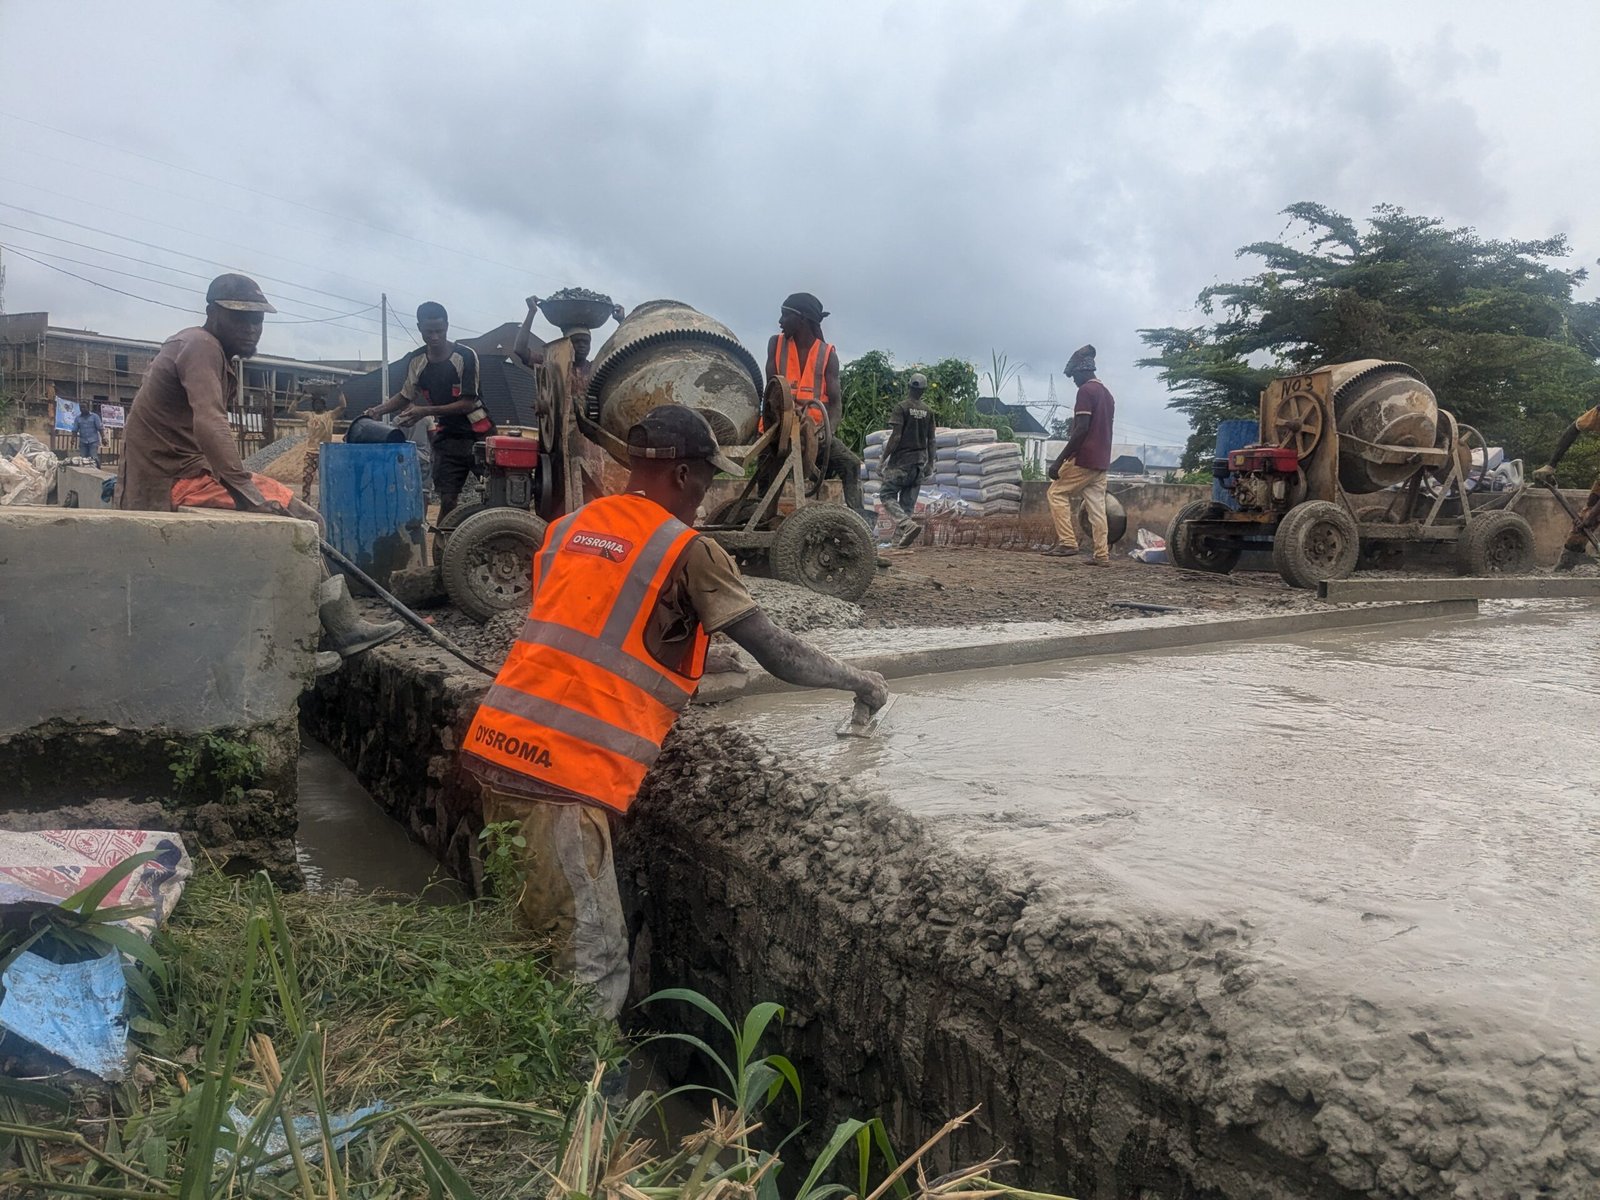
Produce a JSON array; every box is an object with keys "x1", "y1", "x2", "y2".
[{"x1": 295, "y1": 738, "x2": 462, "y2": 902}]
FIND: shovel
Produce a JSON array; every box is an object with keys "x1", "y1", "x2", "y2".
[
  {"x1": 836, "y1": 693, "x2": 898, "y2": 738},
  {"x1": 1539, "y1": 479, "x2": 1600, "y2": 554}
]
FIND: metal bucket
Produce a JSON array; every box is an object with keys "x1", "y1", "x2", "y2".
[
  {"x1": 1327, "y1": 361, "x2": 1438, "y2": 493},
  {"x1": 586, "y1": 300, "x2": 764, "y2": 451},
  {"x1": 343, "y1": 415, "x2": 406, "y2": 445}
]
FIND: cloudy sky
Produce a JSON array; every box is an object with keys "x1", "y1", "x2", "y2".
[{"x1": 3, "y1": 0, "x2": 1596, "y2": 445}]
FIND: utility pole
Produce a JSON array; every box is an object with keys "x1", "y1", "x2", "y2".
[{"x1": 379, "y1": 293, "x2": 388, "y2": 387}]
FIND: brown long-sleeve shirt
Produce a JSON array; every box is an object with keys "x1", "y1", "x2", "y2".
[{"x1": 117, "y1": 327, "x2": 266, "y2": 512}]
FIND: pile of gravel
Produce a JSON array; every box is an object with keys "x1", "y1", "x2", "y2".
[{"x1": 743, "y1": 576, "x2": 863, "y2": 633}]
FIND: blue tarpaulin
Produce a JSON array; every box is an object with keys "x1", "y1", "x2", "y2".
[{"x1": 0, "y1": 950, "x2": 129, "y2": 1079}]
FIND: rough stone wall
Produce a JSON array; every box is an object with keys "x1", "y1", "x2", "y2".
[{"x1": 620, "y1": 719, "x2": 1597, "y2": 1200}]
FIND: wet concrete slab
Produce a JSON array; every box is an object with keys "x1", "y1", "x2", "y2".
[
  {"x1": 717, "y1": 600, "x2": 1600, "y2": 1194},
  {"x1": 728, "y1": 601, "x2": 1599, "y2": 1042}
]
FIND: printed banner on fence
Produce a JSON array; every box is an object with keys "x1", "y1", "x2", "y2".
[
  {"x1": 54, "y1": 398, "x2": 81, "y2": 432},
  {"x1": 99, "y1": 403, "x2": 125, "y2": 428}
]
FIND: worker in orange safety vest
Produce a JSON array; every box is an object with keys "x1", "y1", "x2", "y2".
[
  {"x1": 764, "y1": 292, "x2": 869, "y2": 522},
  {"x1": 461, "y1": 405, "x2": 888, "y2": 1021}
]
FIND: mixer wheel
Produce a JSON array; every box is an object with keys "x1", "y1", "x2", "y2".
[
  {"x1": 1457, "y1": 511, "x2": 1534, "y2": 576},
  {"x1": 1167, "y1": 500, "x2": 1240, "y2": 573},
  {"x1": 771, "y1": 504, "x2": 876, "y2": 601},
  {"x1": 1272, "y1": 501, "x2": 1359, "y2": 589},
  {"x1": 441, "y1": 507, "x2": 548, "y2": 622}
]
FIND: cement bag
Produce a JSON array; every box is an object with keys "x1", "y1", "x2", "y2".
[
  {"x1": 933, "y1": 472, "x2": 962, "y2": 487},
  {"x1": 958, "y1": 482, "x2": 1022, "y2": 503},
  {"x1": 933, "y1": 427, "x2": 996, "y2": 448},
  {"x1": 1129, "y1": 527, "x2": 1168, "y2": 563},
  {"x1": 864, "y1": 429, "x2": 890, "y2": 448},
  {"x1": 957, "y1": 458, "x2": 1023, "y2": 479},
  {"x1": 953, "y1": 442, "x2": 1021, "y2": 464}
]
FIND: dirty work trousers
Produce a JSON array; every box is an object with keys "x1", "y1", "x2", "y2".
[
  {"x1": 879, "y1": 463, "x2": 924, "y2": 539},
  {"x1": 481, "y1": 787, "x2": 629, "y2": 1021},
  {"x1": 1047, "y1": 463, "x2": 1110, "y2": 562},
  {"x1": 1563, "y1": 474, "x2": 1600, "y2": 555},
  {"x1": 822, "y1": 437, "x2": 866, "y2": 515}
]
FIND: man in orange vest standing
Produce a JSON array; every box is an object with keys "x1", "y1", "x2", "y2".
[
  {"x1": 461, "y1": 405, "x2": 889, "y2": 1020},
  {"x1": 764, "y1": 292, "x2": 868, "y2": 522}
]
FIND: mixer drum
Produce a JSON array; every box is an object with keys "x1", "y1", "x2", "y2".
[
  {"x1": 1326, "y1": 360, "x2": 1439, "y2": 493},
  {"x1": 585, "y1": 300, "x2": 765, "y2": 457}
]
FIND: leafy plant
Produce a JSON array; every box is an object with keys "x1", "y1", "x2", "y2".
[
  {"x1": 168, "y1": 733, "x2": 266, "y2": 801},
  {"x1": 982, "y1": 351, "x2": 1023, "y2": 402}
]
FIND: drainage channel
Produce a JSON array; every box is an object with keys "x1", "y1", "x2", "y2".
[{"x1": 306, "y1": 600, "x2": 1600, "y2": 1198}]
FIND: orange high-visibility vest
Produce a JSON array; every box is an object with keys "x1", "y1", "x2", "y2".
[
  {"x1": 775, "y1": 333, "x2": 834, "y2": 426},
  {"x1": 463, "y1": 493, "x2": 709, "y2": 814}
]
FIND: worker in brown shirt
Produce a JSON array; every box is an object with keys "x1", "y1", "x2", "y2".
[
  {"x1": 118, "y1": 274, "x2": 310, "y2": 519},
  {"x1": 119, "y1": 273, "x2": 400, "y2": 668}
]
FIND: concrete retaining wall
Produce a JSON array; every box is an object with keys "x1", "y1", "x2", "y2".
[{"x1": 0, "y1": 509, "x2": 321, "y2": 881}]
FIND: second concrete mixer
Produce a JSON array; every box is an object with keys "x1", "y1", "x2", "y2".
[{"x1": 1164, "y1": 360, "x2": 1537, "y2": 588}]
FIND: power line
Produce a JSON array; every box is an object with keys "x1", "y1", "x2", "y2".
[
  {"x1": 1, "y1": 109, "x2": 540, "y2": 282},
  {"x1": 0, "y1": 240, "x2": 384, "y2": 334},
  {"x1": 5, "y1": 246, "x2": 195, "y2": 313}
]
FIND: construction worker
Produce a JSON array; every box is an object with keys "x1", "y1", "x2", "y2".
[
  {"x1": 879, "y1": 373, "x2": 936, "y2": 548},
  {"x1": 119, "y1": 273, "x2": 401, "y2": 669},
  {"x1": 461, "y1": 405, "x2": 888, "y2": 1020},
  {"x1": 764, "y1": 292, "x2": 868, "y2": 521},
  {"x1": 364, "y1": 302, "x2": 494, "y2": 522},
  {"x1": 1044, "y1": 344, "x2": 1117, "y2": 565},
  {"x1": 513, "y1": 294, "x2": 626, "y2": 398},
  {"x1": 1532, "y1": 404, "x2": 1600, "y2": 568},
  {"x1": 73, "y1": 404, "x2": 104, "y2": 467}
]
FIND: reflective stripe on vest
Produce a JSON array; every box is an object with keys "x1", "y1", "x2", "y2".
[
  {"x1": 463, "y1": 494, "x2": 709, "y2": 813},
  {"x1": 776, "y1": 333, "x2": 833, "y2": 425}
]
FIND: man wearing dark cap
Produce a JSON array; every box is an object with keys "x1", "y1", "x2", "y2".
[
  {"x1": 120, "y1": 274, "x2": 302, "y2": 516},
  {"x1": 119, "y1": 274, "x2": 401, "y2": 667},
  {"x1": 1045, "y1": 344, "x2": 1117, "y2": 565},
  {"x1": 878, "y1": 372, "x2": 936, "y2": 547},
  {"x1": 765, "y1": 293, "x2": 868, "y2": 521},
  {"x1": 463, "y1": 404, "x2": 888, "y2": 1021}
]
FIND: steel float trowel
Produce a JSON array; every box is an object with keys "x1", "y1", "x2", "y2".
[{"x1": 835, "y1": 693, "x2": 898, "y2": 739}]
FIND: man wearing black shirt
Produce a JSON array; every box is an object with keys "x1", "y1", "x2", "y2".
[{"x1": 365, "y1": 301, "x2": 494, "y2": 519}]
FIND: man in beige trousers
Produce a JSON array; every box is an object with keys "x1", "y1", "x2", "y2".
[{"x1": 1045, "y1": 344, "x2": 1117, "y2": 565}]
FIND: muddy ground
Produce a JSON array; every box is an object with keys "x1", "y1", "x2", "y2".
[{"x1": 858, "y1": 546, "x2": 1314, "y2": 627}]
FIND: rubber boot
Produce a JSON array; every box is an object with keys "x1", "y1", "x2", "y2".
[
  {"x1": 1555, "y1": 547, "x2": 1586, "y2": 572},
  {"x1": 314, "y1": 650, "x2": 342, "y2": 677},
  {"x1": 319, "y1": 575, "x2": 404, "y2": 657}
]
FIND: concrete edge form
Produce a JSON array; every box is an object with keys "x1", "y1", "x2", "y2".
[
  {"x1": 1318, "y1": 575, "x2": 1600, "y2": 602},
  {"x1": 699, "y1": 599, "x2": 1480, "y2": 703}
]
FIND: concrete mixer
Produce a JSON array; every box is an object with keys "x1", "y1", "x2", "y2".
[
  {"x1": 437, "y1": 300, "x2": 876, "y2": 619},
  {"x1": 1165, "y1": 361, "x2": 1535, "y2": 588}
]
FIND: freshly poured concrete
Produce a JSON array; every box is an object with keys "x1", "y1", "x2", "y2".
[{"x1": 721, "y1": 601, "x2": 1600, "y2": 1194}]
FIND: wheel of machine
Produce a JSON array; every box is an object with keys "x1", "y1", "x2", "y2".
[
  {"x1": 1456, "y1": 510, "x2": 1534, "y2": 575},
  {"x1": 1272, "y1": 500, "x2": 1360, "y2": 589},
  {"x1": 1077, "y1": 492, "x2": 1129, "y2": 550},
  {"x1": 1166, "y1": 500, "x2": 1241, "y2": 574},
  {"x1": 706, "y1": 497, "x2": 763, "y2": 529},
  {"x1": 769, "y1": 504, "x2": 876, "y2": 601},
  {"x1": 440, "y1": 507, "x2": 548, "y2": 622},
  {"x1": 434, "y1": 501, "x2": 487, "y2": 544}
]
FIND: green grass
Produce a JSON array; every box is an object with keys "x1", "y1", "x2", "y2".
[{"x1": 0, "y1": 870, "x2": 1074, "y2": 1200}]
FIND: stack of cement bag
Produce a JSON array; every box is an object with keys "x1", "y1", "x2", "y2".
[{"x1": 860, "y1": 427, "x2": 1023, "y2": 517}]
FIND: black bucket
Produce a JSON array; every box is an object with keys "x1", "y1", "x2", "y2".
[{"x1": 344, "y1": 415, "x2": 406, "y2": 445}]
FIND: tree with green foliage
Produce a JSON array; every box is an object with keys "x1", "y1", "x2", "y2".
[
  {"x1": 1139, "y1": 202, "x2": 1600, "y2": 477},
  {"x1": 837, "y1": 351, "x2": 1007, "y2": 451}
]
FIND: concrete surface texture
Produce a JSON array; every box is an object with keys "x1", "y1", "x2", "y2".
[
  {"x1": 0, "y1": 508, "x2": 321, "y2": 736},
  {"x1": 712, "y1": 600, "x2": 1599, "y2": 1197}
]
